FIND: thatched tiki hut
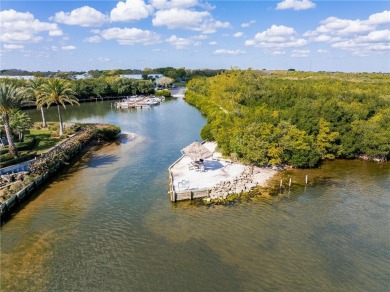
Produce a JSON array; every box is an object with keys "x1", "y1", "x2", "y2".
[{"x1": 181, "y1": 141, "x2": 212, "y2": 161}]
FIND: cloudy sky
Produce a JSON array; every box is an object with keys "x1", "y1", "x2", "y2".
[{"x1": 1, "y1": 0, "x2": 389, "y2": 72}]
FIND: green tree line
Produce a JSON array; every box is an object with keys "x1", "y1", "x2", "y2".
[
  {"x1": 1, "y1": 76, "x2": 154, "y2": 158},
  {"x1": 185, "y1": 70, "x2": 390, "y2": 167},
  {"x1": 1, "y1": 76, "x2": 156, "y2": 100}
]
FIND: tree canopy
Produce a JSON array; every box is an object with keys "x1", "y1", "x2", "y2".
[{"x1": 185, "y1": 70, "x2": 390, "y2": 167}]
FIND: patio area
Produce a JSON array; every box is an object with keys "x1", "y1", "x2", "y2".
[{"x1": 168, "y1": 141, "x2": 277, "y2": 201}]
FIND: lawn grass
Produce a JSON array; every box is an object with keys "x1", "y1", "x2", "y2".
[
  {"x1": 28, "y1": 129, "x2": 60, "y2": 154},
  {"x1": 1, "y1": 126, "x2": 63, "y2": 168}
]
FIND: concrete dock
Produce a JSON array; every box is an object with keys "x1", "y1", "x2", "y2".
[{"x1": 168, "y1": 142, "x2": 276, "y2": 202}]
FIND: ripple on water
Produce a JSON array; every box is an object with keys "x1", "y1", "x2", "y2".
[{"x1": 2, "y1": 102, "x2": 390, "y2": 291}]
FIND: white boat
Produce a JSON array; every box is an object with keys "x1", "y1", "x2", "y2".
[{"x1": 115, "y1": 96, "x2": 161, "y2": 108}]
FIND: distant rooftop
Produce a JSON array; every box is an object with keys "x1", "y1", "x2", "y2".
[
  {"x1": 120, "y1": 74, "x2": 163, "y2": 80},
  {"x1": 0, "y1": 75, "x2": 35, "y2": 80}
]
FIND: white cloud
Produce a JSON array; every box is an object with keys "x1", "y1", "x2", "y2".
[
  {"x1": 62, "y1": 45, "x2": 76, "y2": 50},
  {"x1": 317, "y1": 49, "x2": 328, "y2": 53},
  {"x1": 246, "y1": 25, "x2": 307, "y2": 48},
  {"x1": 192, "y1": 34, "x2": 208, "y2": 40},
  {"x1": 367, "y1": 10, "x2": 390, "y2": 25},
  {"x1": 166, "y1": 35, "x2": 200, "y2": 49},
  {"x1": 306, "y1": 10, "x2": 390, "y2": 56},
  {"x1": 213, "y1": 49, "x2": 246, "y2": 55},
  {"x1": 51, "y1": 46, "x2": 58, "y2": 51},
  {"x1": 97, "y1": 57, "x2": 110, "y2": 62},
  {"x1": 291, "y1": 49, "x2": 310, "y2": 57},
  {"x1": 209, "y1": 41, "x2": 217, "y2": 45},
  {"x1": 51, "y1": 6, "x2": 107, "y2": 27},
  {"x1": 0, "y1": 9, "x2": 63, "y2": 44},
  {"x1": 151, "y1": 0, "x2": 199, "y2": 9},
  {"x1": 151, "y1": 0, "x2": 215, "y2": 10},
  {"x1": 49, "y1": 30, "x2": 64, "y2": 36},
  {"x1": 152, "y1": 8, "x2": 229, "y2": 33},
  {"x1": 356, "y1": 30, "x2": 390, "y2": 43},
  {"x1": 196, "y1": 20, "x2": 230, "y2": 34},
  {"x1": 272, "y1": 50, "x2": 286, "y2": 55},
  {"x1": 255, "y1": 25, "x2": 295, "y2": 39},
  {"x1": 110, "y1": 0, "x2": 153, "y2": 22},
  {"x1": 100, "y1": 27, "x2": 161, "y2": 45},
  {"x1": 316, "y1": 17, "x2": 373, "y2": 35},
  {"x1": 311, "y1": 34, "x2": 331, "y2": 42},
  {"x1": 366, "y1": 44, "x2": 390, "y2": 51},
  {"x1": 233, "y1": 32, "x2": 244, "y2": 38},
  {"x1": 241, "y1": 20, "x2": 256, "y2": 28},
  {"x1": 152, "y1": 8, "x2": 209, "y2": 29},
  {"x1": 84, "y1": 35, "x2": 102, "y2": 43},
  {"x1": 3, "y1": 44, "x2": 25, "y2": 50},
  {"x1": 276, "y1": 0, "x2": 316, "y2": 11}
]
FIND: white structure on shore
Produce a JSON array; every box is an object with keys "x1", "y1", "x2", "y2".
[
  {"x1": 0, "y1": 75, "x2": 35, "y2": 80},
  {"x1": 168, "y1": 142, "x2": 277, "y2": 202}
]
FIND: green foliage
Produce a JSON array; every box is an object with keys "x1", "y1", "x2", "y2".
[
  {"x1": 200, "y1": 124, "x2": 214, "y2": 141},
  {"x1": 9, "y1": 110, "x2": 33, "y2": 141},
  {"x1": 72, "y1": 77, "x2": 155, "y2": 99},
  {"x1": 29, "y1": 123, "x2": 121, "y2": 175},
  {"x1": 155, "y1": 89, "x2": 171, "y2": 97},
  {"x1": 0, "y1": 82, "x2": 25, "y2": 157},
  {"x1": 186, "y1": 70, "x2": 390, "y2": 167},
  {"x1": 0, "y1": 152, "x2": 37, "y2": 168},
  {"x1": 37, "y1": 78, "x2": 79, "y2": 136},
  {"x1": 9, "y1": 181, "x2": 25, "y2": 194},
  {"x1": 15, "y1": 136, "x2": 36, "y2": 151},
  {"x1": 95, "y1": 124, "x2": 121, "y2": 140}
]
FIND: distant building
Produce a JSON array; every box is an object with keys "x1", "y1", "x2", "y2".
[
  {"x1": 120, "y1": 74, "x2": 163, "y2": 80},
  {"x1": 71, "y1": 73, "x2": 92, "y2": 80},
  {"x1": 0, "y1": 75, "x2": 35, "y2": 80}
]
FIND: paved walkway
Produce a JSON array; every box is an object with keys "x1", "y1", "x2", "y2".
[
  {"x1": 171, "y1": 142, "x2": 247, "y2": 191},
  {"x1": 170, "y1": 142, "x2": 277, "y2": 194}
]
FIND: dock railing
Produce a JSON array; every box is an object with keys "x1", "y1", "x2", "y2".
[
  {"x1": 167, "y1": 152, "x2": 211, "y2": 202},
  {"x1": 167, "y1": 154, "x2": 185, "y2": 201}
]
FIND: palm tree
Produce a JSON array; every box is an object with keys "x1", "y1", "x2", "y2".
[
  {"x1": 0, "y1": 83, "x2": 24, "y2": 157},
  {"x1": 27, "y1": 77, "x2": 47, "y2": 128},
  {"x1": 37, "y1": 79, "x2": 79, "y2": 136}
]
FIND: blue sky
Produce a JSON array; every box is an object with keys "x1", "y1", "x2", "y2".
[{"x1": 1, "y1": 0, "x2": 389, "y2": 72}]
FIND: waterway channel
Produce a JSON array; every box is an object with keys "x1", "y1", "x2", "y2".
[{"x1": 1, "y1": 99, "x2": 389, "y2": 291}]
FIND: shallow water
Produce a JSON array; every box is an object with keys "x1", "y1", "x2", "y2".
[{"x1": 2, "y1": 99, "x2": 389, "y2": 291}]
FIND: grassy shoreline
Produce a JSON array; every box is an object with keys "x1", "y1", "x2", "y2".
[{"x1": 0, "y1": 123, "x2": 120, "y2": 207}]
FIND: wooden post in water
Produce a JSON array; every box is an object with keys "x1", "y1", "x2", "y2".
[
  {"x1": 280, "y1": 179, "x2": 283, "y2": 188},
  {"x1": 289, "y1": 177, "x2": 292, "y2": 187},
  {"x1": 305, "y1": 175, "x2": 308, "y2": 184}
]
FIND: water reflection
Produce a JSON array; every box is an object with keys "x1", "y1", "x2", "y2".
[{"x1": 2, "y1": 100, "x2": 389, "y2": 291}]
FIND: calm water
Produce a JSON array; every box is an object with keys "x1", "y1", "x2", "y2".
[{"x1": 1, "y1": 100, "x2": 389, "y2": 291}]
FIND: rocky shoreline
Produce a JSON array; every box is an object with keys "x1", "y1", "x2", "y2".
[
  {"x1": 208, "y1": 166, "x2": 276, "y2": 200},
  {"x1": 0, "y1": 123, "x2": 120, "y2": 224}
]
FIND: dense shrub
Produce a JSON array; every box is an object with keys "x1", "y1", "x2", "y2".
[
  {"x1": 186, "y1": 70, "x2": 390, "y2": 167},
  {"x1": 95, "y1": 124, "x2": 121, "y2": 140},
  {"x1": 0, "y1": 152, "x2": 37, "y2": 168},
  {"x1": 155, "y1": 89, "x2": 171, "y2": 97},
  {"x1": 15, "y1": 136, "x2": 36, "y2": 151}
]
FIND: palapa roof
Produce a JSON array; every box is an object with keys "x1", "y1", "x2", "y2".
[{"x1": 181, "y1": 141, "x2": 213, "y2": 160}]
